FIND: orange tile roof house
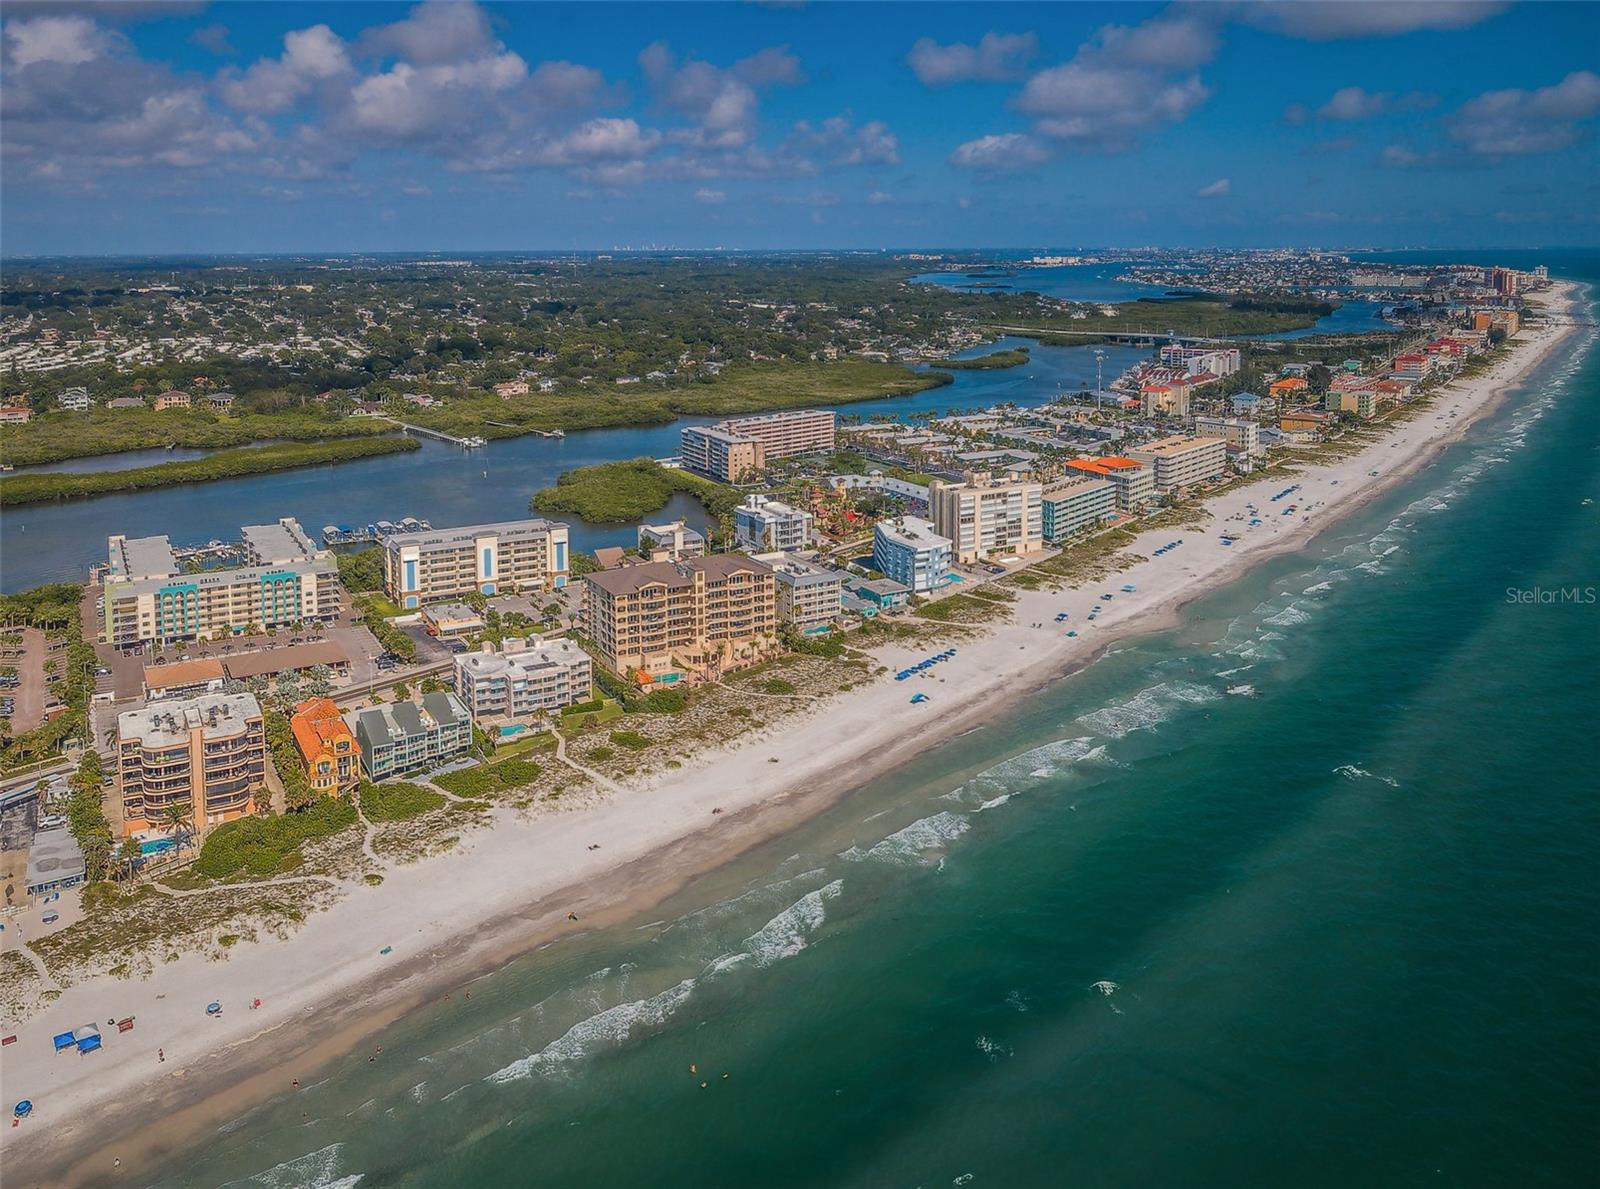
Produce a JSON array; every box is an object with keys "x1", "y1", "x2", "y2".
[
  {"x1": 154, "y1": 390, "x2": 192, "y2": 410},
  {"x1": 290, "y1": 697, "x2": 360, "y2": 795},
  {"x1": 1268, "y1": 377, "x2": 1308, "y2": 399}
]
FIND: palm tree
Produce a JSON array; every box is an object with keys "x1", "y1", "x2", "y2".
[{"x1": 161, "y1": 799, "x2": 194, "y2": 853}]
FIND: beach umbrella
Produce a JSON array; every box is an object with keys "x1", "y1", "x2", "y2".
[{"x1": 13, "y1": 1101, "x2": 32, "y2": 1119}]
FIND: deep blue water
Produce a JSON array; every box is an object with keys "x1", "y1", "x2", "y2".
[{"x1": 137, "y1": 261, "x2": 1600, "y2": 1187}]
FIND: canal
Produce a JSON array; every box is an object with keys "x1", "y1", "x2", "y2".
[{"x1": 2, "y1": 339, "x2": 1147, "y2": 591}]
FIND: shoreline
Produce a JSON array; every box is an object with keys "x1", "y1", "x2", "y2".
[{"x1": 2, "y1": 281, "x2": 1585, "y2": 1187}]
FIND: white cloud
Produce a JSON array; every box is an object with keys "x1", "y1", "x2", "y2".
[
  {"x1": 219, "y1": 24, "x2": 350, "y2": 114},
  {"x1": 4, "y1": 14, "x2": 118, "y2": 68},
  {"x1": 948, "y1": 132, "x2": 1049, "y2": 171},
  {"x1": 1448, "y1": 70, "x2": 1600, "y2": 155},
  {"x1": 1236, "y1": 1, "x2": 1508, "y2": 40},
  {"x1": 866, "y1": 190, "x2": 893, "y2": 204},
  {"x1": 906, "y1": 32, "x2": 1037, "y2": 86},
  {"x1": 694, "y1": 187, "x2": 726, "y2": 204},
  {"x1": 361, "y1": 1, "x2": 500, "y2": 67},
  {"x1": 788, "y1": 115, "x2": 899, "y2": 166},
  {"x1": 1196, "y1": 177, "x2": 1230, "y2": 198},
  {"x1": 1015, "y1": 13, "x2": 1217, "y2": 150},
  {"x1": 640, "y1": 42, "x2": 801, "y2": 150},
  {"x1": 1314, "y1": 86, "x2": 1436, "y2": 120}
]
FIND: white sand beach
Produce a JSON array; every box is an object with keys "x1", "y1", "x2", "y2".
[{"x1": 0, "y1": 281, "x2": 1584, "y2": 1185}]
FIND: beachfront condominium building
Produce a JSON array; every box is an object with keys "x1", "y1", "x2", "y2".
[
  {"x1": 873, "y1": 516, "x2": 953, "y2": 593},
  {"x1": 346, "y1": 692, "x2": 472, "y2": 781},
  {"x1": 1140, "y1": 382, "x2": 1191, "y2": 418},
  {"x1": 680, "y1": 426, "x2": 765, "y2": 483},
  {"x1": 680, "y1": 410, "x2": 836, "y2": 482},
  {"x1": 382, "y1": 518, "x2": 570, "y2": 609},
  {"x1": 1128, "y1": 435, "x2": 1227, "y2": 493},
  {"x1": 1064, "y1": 457, "x2": 1156, "y2": 513},
  {"x1": 756, "y1": 553, "x2": 845, "y2": 632},
  {"x1": 1194, "y1": 416, "x2": 1263, "y2": 457},
  {"x1": 734, "y1": 495, "x2": 815, "y2": 553},
  {"x1": 1157, "y1": 345, "x2": 1242, "y2": 378},
  {"x1": 1041, "y1": 476, "x2": 1118, "y2": 544},
  {"x1": 453, "y1": 638, "x2": 593, "y2": 725},
  {"x1": 117, "y1": 692, "x2": 267, "y2": 837},
  {"x1": 290, "y1": 697, "x2": 360, "y2": 796},
  {"x1": 582, "y1": 555, "x2": 778, "y2": 680},
  {"x1": 927, "y1": 471, "x2": 1045, "y2": 563},
  {"x1": 102, "y1": 518, "x2": 340, "y2": 647}
]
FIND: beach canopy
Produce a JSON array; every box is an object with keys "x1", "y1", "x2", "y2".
[
  {"x1": 77, "y1": 1034, "x2": 102, "y2": 1054},
  {"x1": 52, "y1": 1032, "x2": 75, "y2": 1052},
  {"x1": 14, "y1": 1100, "x2": 32, "y2": 1118}
]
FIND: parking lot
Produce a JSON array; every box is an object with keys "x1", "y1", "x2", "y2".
[{"x1": 0, "y1": 626, "x2": 51, "y2": 735}]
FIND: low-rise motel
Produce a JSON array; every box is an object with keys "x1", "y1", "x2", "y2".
[
  {"x1": 928, "y1": 471, "x2": 1045, "y2": 563},
  {"x1": 1041, "y1": 474, "x2": 1118, "y2": 544},
  {"x1": 873, "y1": 516, "x2": 953, "y2": 593},
  {"x1": 290, "y1": 697, "x2": 360, "y2": 796},
  {"x1": 102, "y1": 517, "x2": 340, "y2": 647},
  {"x1": 117, "y1": 692, "x2": 267, "y2": 837},
  {"x1": 681, "y1": 409, "x2": 836, "y2": 481},
  {"x1": 1064, "y1": 456, "x2": 1156, "y2": 512},
  {"x1": 582, "y1": 554, "x2": 779, "y2": 682},
  {"x1": 1128, "y1": 434, "x2": 1227, "y2": 494},
  {"x1": 381, "y1": 517, "x2": 570, "y2": 609}
]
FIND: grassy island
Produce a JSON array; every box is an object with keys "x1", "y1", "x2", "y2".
[
  {"x1": 0, "y1": 437, "x2": 420, "y2": 506},
  {"x1": 941, "y1": 347, "x2": 1030, "y2": 370},
  {"x1": 0, "y1": 409, "x2": 390, "y2": 468},
  {"x1": 531, "y1": 458, "x2": 742, "y2": 525}
]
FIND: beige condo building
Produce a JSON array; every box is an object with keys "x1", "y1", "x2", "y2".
[
  {"x1": 582, "y1": 555, "x2": 778, "y2": 680},
  {"x1": 1128, "y1": 435, "x2": 1227, "y2": 493},
  {"x1": 117, "y1": 692, "x2": 267, "y2": 838},
  {"x1": 927, "y1": 471, "x2": 1044, "y2": 563}
]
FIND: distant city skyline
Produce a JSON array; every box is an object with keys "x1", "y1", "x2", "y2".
[{"x1": 3, "y1": 1, "x2": 1598, "y2": 254}]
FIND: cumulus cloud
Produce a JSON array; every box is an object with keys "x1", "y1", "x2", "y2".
[
  {"x1": 1195, "y1": 177, "x2": 1230, "y2": 198},
  {"x1": 640, "y1": 41, "x2": 801, "y2": 150},
  {"x1": 1014, "y1": 12, "x2": 1217, "y2": 150},
  {"x1": 694, "y1": 187, "x2": 726, "y2": 204},
  {"x1": 1235, "y1": 1, "x2": 1508, "y2": 40},
  {"x1": 219, "y1": 24, "x2": 351, "y2": 114},
  {"x1": 2, "y1": 12, "x2": 253, "y2": 180},
  {"x1": 1315, "y1": 85, "x2": 1436, "y2": 120},
  {"x1": 906, "y1": 32, "x2": 1037, "y2": 86},
  {"x1": 4, "y1": 13, "x2": 118, "y2": 67},
  {"x1": 949, "y1": 132, "x2": 1050, "y2": 171},
  {"x1": 1448, "y1": 70, "x2": 1600, "y2": 156},
  {"x1": 788, "y1": 115, "x2": 899, "y2": 166}
]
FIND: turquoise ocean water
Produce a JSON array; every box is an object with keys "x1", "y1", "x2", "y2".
[{"x1": 147, "y1": 259, "x2": 1598, "y2": 1188}]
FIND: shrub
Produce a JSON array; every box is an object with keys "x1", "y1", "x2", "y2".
[
  {"x1": 762, "y1": 678, "x2": 796, "y2": 695},
  {"x1": 608, "y1": 729, "x2": 651, "y2": 751},
  {"x1": 194, "y1": 798, "x2": 357, "y2": 879},
  {"x1": 434, "y1": 758, "x2": 541, "y2": 797},
  {"x1": 359, "y1": 781, "x2": 445, "y2": 822}
]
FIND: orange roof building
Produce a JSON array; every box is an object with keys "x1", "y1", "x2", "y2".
[
  {"x1": 290, "y1": 697, "x2": 359, "y2": 795},
  {"x1": 1269, "y1": 377, "x2": 1308, "y2": 399}
]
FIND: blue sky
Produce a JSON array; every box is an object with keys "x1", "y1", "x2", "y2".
[{"x1": 3, "y1": 1, "x2": 1597, "y2": 254}]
